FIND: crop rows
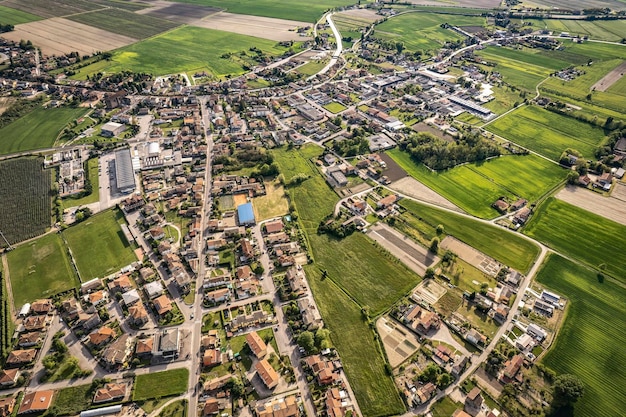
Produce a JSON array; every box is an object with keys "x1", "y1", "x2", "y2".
[{"x1": 0, "y1": 158, "x2": 52, "y2": 246}]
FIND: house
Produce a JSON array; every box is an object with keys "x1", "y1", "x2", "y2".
[
  {"x1": 89, "y1": 326, "x2": 116, "y2": 347},
  {"x1": 516, "y1": 333, "x2": 534, "y2": 351},
  {"x1": 403, "y1": 305, "x2": 440, "y2": 334},
  {"x1": 452, "y1": 355, "x2": 469, "y2": 377},
  {"x1": 578, "y1": 175, "x2": 591, "y2": 187},
  {"x1": 148, "y1": 227, "x2": 165, "y2": 241},
  {"x1": 298, "y1": 298, "x2": 323, "y2": 329},
  {"x1": 255, "y1": 395, "x2": 300, "y2": 417},
  {"x1": 122, "y1": 289, "x2": 141, "y2": 307},
  {"x1": 255, "y1": 359, "x2": 279, "y2": 389},
  {"x1": 154, "y1": 329, "x2": 180, "y2": 359},
  {"x1": 61, "y1": 298, "x2": 80, "y2": 320},
  {"x1": 453, "y1": 410, "x2": 472, "y2": 417},
  {"x1": 540, "y1": 290, "x2": 560, "y2": 305},
  {"x1": 235, "y1": 278, "x2": 259, "y2": 299},
  {"x1": 246, "y1": 331, "x2": 267, "y2": 358},
  {"x1": 30, "y1": 299, "x2": 52, "y2": 315},
  {"x1": 325, "y1": 388, "x2": 355, "y2": 417},
  {"x1": 76, "y1": 312, "x2": 101, "y2": 330},
  {"x1": 286, "y1": 267, "x2": 307, "y2": 297},
  {"x1": 108, "y1": 275, "x2": 132, "y2": 293},
  {"x1": 597, "y1": 172, "x2": 613, "y2": 191},
  {"x1": 264, "y1": 219, "x2": 284, "y2": 234},
  {"x1": 492, "y1": 199, "x2": 509, "y2": 213},
  {"x1": 5, "y1": 349, "x2": 37, "y2": 367},
  {"x1": 533, "y1": 299, "x2": 554, "y2": 316},
  {"x1": 414, "y1": 382, "x2": 436, "y2": 405},
  {"x1": 466, "y1": 329, "x2": 487, "y2": 346},
  {"x1": 203, "y1": 398, "x2": 220, "y2": 416},
  {"x1": 22, "y1": 315, "x2": 46, "y2": 332},
  {"x1": 139, "y1": 267, "x2": 156, "y2": 283},
  {"x1": 201, "y1": 330, "x2": 220, "y2": 350},
  {"x1": 0, "y1": 369, "x2": 18, "y2": 387},
  {"x1": 17, "y1": 332, "x2": 42, "y2": 348},
  {"x1": 492, "y1": 304, "x2": 509, "y2": 324},
  {"x1": 527, "y1": 323, "x2": 547, "y2": 341},
  {"x1": 144, "y1": 281, "x2": 164, "y2": 299},
  {"x1": 236, "y1": 265, "x2": 254, "y2": 280},
  {"x1": 305, "y1": 355, "x2": 339, "y2": 386},
  {"x1": 203, "y1": 349, "x2": 222, "y2": 367},
  {"x1": 135, "y1": 337, "x2": 154, "y2": 357},
  {"x1": 464, "y1": 387, "x2": 483, "y2": 416},
  {"x1": 500, "y1": 354, "x2": 524, "y2": 383},
  {"x1": 101, "y1": 335, "x2": 131, "y2": 369},
  {"x1": 241, "y1": 238, "x2": 254, "y2": 260},
  {"x1": 511, "y1": 199, "x2": 527, "y2": 210},
  {"x1": 204, "y1": 288, "x2": 231, "y2": 305},
  {"x1": 513, "y1": 207, "x2": 531, "y2": 225},
  {"x1": 88, "y1": 290, "x2": 107, "y2": 307},
  {"x1": 128, "y1": 303, "x2": 149, "y2": 327},
  {"x1": 0, "y1": 396, "x2": 15, "y2": 417},
  {"x1": 93, "y1": 382, "x2": 128, "y2": 403},
  {"x1": 17, "y1": 390, "x2": 54, "y2": 415},
  {"x1": 203, "y1": 373, "x2": 233, "y2": 392}
]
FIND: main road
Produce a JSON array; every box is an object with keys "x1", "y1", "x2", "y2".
[{"x1": 316, "y1": 13, "x2": 343, "y2": 77}]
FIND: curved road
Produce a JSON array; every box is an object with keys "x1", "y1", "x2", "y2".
[{"x1": 316, "y1": 13, "x2": 343, "y2": 77}]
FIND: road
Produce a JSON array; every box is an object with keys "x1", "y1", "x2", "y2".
[{"x1": 316, "y1": 13, "x2": 343, "y2": 77}]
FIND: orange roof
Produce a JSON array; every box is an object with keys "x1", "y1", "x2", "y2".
[
  {"x1": 255, "y1": 359, "x2": 279, "y2": 389},
  {"x1": 153, "y1": 295, "x2": 173, "y2": 315},
  {"x1": 203, "y1": 349, "x2": 221, "y2": 367},
  {"x1": 89, "y1": 326, "x2": 115, "y2": 346},
  {"x1": 135, "y1": 337, "x2": 154, "y2": 355},
  {"x1": 246, "y1": 331, "x2": 267, "y2": 358},
  {"x1": 93, "y1": 382, "x2": 127, "y2": 403},
  {"x1": 18, "y1": 390, "x2": 54, "y2": 414}
]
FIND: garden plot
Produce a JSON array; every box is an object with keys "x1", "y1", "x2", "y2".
[
  {"x1": 2, "y1": 18, "x2": 136, "y2": 56},
  {"x1": 412, "y1": 279, "x2": 448, "y2": 305},
  {"x1": 376, "y1": 316, "x2": 421, "y2": 368},
  {"x1": 191, "y1": 12, "x2": 311, "y2": 41},
  {"x1": 440, "y1": 236, "x2": 501, "y2": 276}
]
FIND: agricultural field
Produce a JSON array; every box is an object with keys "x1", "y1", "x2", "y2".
[
  {"x1": 0, "y1": 106, "x2": 88, "y2": 155},
  {"x1": 533, "y1": 18, "x2": 626, "y2": 42},
  {"x1": 72, "y1": 26, "x2": 295, "y2": 80},
  {"x1": 524, "y1": 198, "x2": 626, "y2": 282},
  {"x1": 0, "y1": 17, "x2": 137, "y2": 56},
  {"x1": 190, "y1": 12, "x2": 310, "y2": 42},
  {"x1": 2, "y1": 0, "x2": 102, "y2": 18},
  {"x1": 133, "y1": 368, "x2": 189, "y2": 401},
  {"x1": 374, "y1": 12, "x2": 487, "y2": 56},
  {"x1": 400, "y1": 199, "x2": 540, "y2": 273},
  {"x1": 0, "y1": 158, "x2": 52, "y2": 246},
  {"x1": 485, "y1": 105, "x2": 606, "y2": 161},
  {"x1": 67, "y1": 8, "x2": 181, "y2": 39},
  {"x1": 518, "y1": 0, "x2": 626, "y2": 12},
  {"x1": 6, "y1": 233, "x2": 78, "y2": 307},
  {"x1": 174, "y1": 0, "x2": 360, "y2": 23},
  {"x1": 0, "y1": 4, "x2": 41, "y2": 24},
  {"x1": 536, "y1": 254, "x2": 626, "y2": 417},
  {"x1": 63, "y1": 209, "x2": 136, "y2": 280}
]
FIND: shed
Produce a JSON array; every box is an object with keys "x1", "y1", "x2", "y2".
[{"x1": 19, "y1": 303, "x2": 31, "y2": 318}]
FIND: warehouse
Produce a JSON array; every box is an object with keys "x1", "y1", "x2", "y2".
[
  {"x1": 101, "y1": 121, "x2": 125, "y2": 137},
  {"x1": 114, "y1": 148, "x2": 136, "y2": 194}
]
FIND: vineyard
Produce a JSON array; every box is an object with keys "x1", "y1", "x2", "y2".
[{"x1": 0, "y1": 158, "x2": 53, "y2": 246}]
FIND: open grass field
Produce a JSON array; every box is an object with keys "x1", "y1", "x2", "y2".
[
  {"x1": 72, "y1": 26, "x2": 293, "y2": 79},
  {"x1": 52, "y1": 384, "x2": 93, "y2": 416},
  {"x1": 158, "y1": 399, "x2": 187, "y2": 417},
  {"x1": 374, "y1": 12, "x2": 486, "y2": 56},
  {"x1": 0, "y1": 158, "x2": 52, "y2": 246},
  {"x1": 524, "y1": 198, "x2": 626, "y2": 282},
  {"x1": 400, "y1": 199, "x2": 540, "y2": 273},
  {"x1": 536, "y1": 254, "x2": 626, "y2": 417},
  {"x1": 0, "y1": 4, "x2": 41, "y2": 24},
  {"x1": 67, "y1": 8, "x2": 180, "y2": 39},
  {"x1": 7, "y1": 233, "x2": 78, "y2": 307},
  {"x1": 63, "y1": 209, "x2": 136, "y2": 280},
  {"x1": 133, "y1": 368, "x2": 189, "y2": 401},
  {"x1": 295, "y1": 59, "x2": 329, "y2": 76},
  {"x1": 174, "y1": 0, "x2": 360, "y2": 23},
  {"x1": 0, "y1": 107, "x2": 87, "y2": 155},
  {"x1": 485, "y1": 105, "x2": 606, "y2": 161},
  {"x1": 61, "y1": 158, "x2": 100, "y2": 208},
  {"x1": 252, "y1": 178, "x2": 288, "y2": 221},
  {"x1": 323, "y1": 102, "x2": 347, "y2": 113}
]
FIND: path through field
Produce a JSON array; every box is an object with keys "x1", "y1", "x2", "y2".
[{"x1": 555, "y1": 184, "x2": 626, "y2": 226}]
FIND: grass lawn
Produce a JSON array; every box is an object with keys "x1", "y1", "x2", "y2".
[
  {"x1": 0, "y1": 107, "x2": 88, "y2": 155},
  {"x1": 7, "y1": 233, "x2": 78, "y2": 307},
  {"x1": 72, "y1": 26, "x2": 294, "y2": 79},
  {"x1": 430, "y1": 395, "x2": 462, "y2": 416},
  {"x1": 485, "y1": 105, "x2": 607, "y2": 161},
  {"x1": 444, "y1": 258, "x2": 498, "y2": 293},
  {"x1": 296, "y1": 60, "x2": 328, "y2": 76},
  {"x1": 158, "y1": 399, "x2": 187, "y2": 417},
  {"x1": 524, "y1": 198, "x2": 626, "y2": 282},
  {"x1": 252, "y1": 178, "x2": 288, "y2": 221},
  {"x1": 63, "y1": 209, "x2": 136, "y2": 280},
  {"x1": 455, "y1": 301, "x2": 499, "y2": 338},
  {"x1": 133, "y1": 368, "x2": 189, "y2": 401},
  {"x1": 536, "y1": 254, "x2": 626, "y2": 417},
  {"x1": 61, "y1": 158, "x2": 100, "y2": 208},
  {"x1": 53, "y1": 384, "x2": 92, "y2": 416},
  {"x1": 323, "y1": 102, "x2": 347, "y2": 113},
  {"x1": 0, "y1": 5, "x2": 41, "y2": 24},
  {"x1": 400, "y1": 199, "x2": 540, "y2": 273}
]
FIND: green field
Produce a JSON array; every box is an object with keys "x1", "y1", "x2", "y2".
[
  {"x1": 67, "y1": 8, "x2": 180, "y2": 39},
  {"x1": 0, "y1": 107, "x2": 88, "y2": 155},
  {"x1": 133, "y1": 368, "x2": 189, "y2": 401},
  {"x1": 524, "y1": 198, "x2": 626, "y2": 282},
  {"x1": 63, "y1": 209, "x2": 136, "y2": 279},
  {"x1": 52, "y1": 384, "x2": 93, "y2": 416},
  {"x1": 72, "y1": 26, "x2": 294, "y2": 79},
  {"x1": 0, "y1": 4, "x2": 41, "y2": 24},
  {"x1": 295, "y1": 59, "x2": 328, "y2": 76},
  {"x1": 388, "y1": 149, "x2": 565, "y2": 218},
  {"x1": 323, "y1": 101, "x2": 347, "y2": 113},
  {"x1": 374, "y1": 12, "x2": 486, "y2": 56},
  {"x1": 538, "y1": 18, "x2": 626, "y2": 42},
  {"x1": 7, "y1": 233, "x2": 78, "y2": 307},
  {"x1": 400, "y1": 199, "x2": 540, "y2": 273},
  {"x1": 273, "y1": 144, "x2": 406, "y2": 416},
  {"x1": 537, "y1": 254, "x2": 626, "y2": 417},
  {"x1": 485, "y1": 105, "x2": 606, "y2": 161},
  {"x1": 175, "y1": 0, "x2": 360, "y2": 22},
  {"x1": 62, "y1": 158, "x2": 100, "y2": 208}
]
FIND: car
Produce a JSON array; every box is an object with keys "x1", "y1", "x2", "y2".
[{"x1": 190, "y1": 313, "x2": 194, "y2": 319}]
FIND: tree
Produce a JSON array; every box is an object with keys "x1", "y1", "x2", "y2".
[
  {"x1": 566, "y1": 170, "x2": 579, "y2": 185},
  {"x1": 418, "y1": 363, "x2": 441, "y2": 384},
  {"x1": 437, "y1": 372, "x2": 453, "y2": 388},
  {"x1": 297, "y1": 331, "x2": 315, "y2": 353},
  {"x1": 429, "y1": 237, "x2": 439, "y2": 253},
  {"x1": 395, "y1": 42, "x2": 404, "y2": 55},
  {"x1": 315, "y1": 328, "x2": 331, "y2": 350},
  {"x1": 552, "y1": 374, "x2": 585, "y2": 409},
  {"x1": 424, "y1": 268, "x2": 435, "y2": 280},
  {"x1": 436, "y1": 224, "x2": 444, "y2": 235}
]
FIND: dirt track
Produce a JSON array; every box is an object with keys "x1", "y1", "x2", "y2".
[
  {"x1": 191, "y1": 12, "x2": 311, "y2": 42},
  {"x1": 2, "y1": 18, "x2": 136, "y2": 56},
  {"x1": 591, "y1": 61, "x2": 626, "y2": 92},
  {"x1": 555, "y1": 184, "x2": 626, "y2": 226}
]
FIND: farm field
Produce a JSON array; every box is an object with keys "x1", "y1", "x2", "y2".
[
  {"x1": 538, "y1": 18, "x2": 626, "y2": 42},
  {"x1": 6, "y1": 233, "x2": 78, "y2": 307},
  {"x1": 2, "y1": 0, "x2": 102, "y2": 18},
  {"x1": 174, "y1": 0, "x2": 360, "y2": 23},
  {"x1": 399, "y1": 199, "x2": 540, "y2": 273},
  {"x1": 133, "y1": 368, "x2": 189, "y2": 401},
  {"x1": 536, "y1": 254, "x2": 626, "y2": 417},
  {"x1": 374, "y1": 12, "x2": 486, "y2": 56},
  {"x1": 519, "y1": 0, "x2": 626, "y2": 12},
  {"x1": 0, "y1": 158, "x2": 52, "y2": 246},
  {"x1": 63, "y1": 209, "x2": 136, "y2": 280},
  {"x1": 524, "y1": 198, "x2": 626, "y2": 282},
  {"x1": 67, "y1": 8, "x2": 180, "y2": 39},
  {"x1": 485, "y1": 105, "x2": 606, "y2": 161},
  {"x1": 190, "y1": 12, "x2": 310, "y2": 41},
  {"x1": 0, "y1": 106, "x2": 88, "y2": 155},
  {"x1": 0, "y1": 4, "x2": 41, "y2": 24},
  {"x1": 72, "y1": 26, "x2": 294, "y2": 80},
  {"x1": 0, "y1": 17, "x2": 137, "y2": 56}
]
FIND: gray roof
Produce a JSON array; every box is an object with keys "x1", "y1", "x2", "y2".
[{"x1": 115, "y1": 148, "x2": 135, "y2": 192}]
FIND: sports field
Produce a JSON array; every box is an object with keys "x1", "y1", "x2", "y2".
[
  {"x1": 537, "y1": 254, "x2": 626, "y2": 417},
  {"x1": 485, "y1": 105, "x2": 606, "y2": 161},
  {"x1": 67, "y1": 8, "x2": 180, "y2": 39},
  {"x1": 7, "y1": 233, "x2": 78, "y2": 307},
  {"x1": 72, "y1": 26, "x2": 294, "y2": 79},
  {"x1": 133, "y1": 368, "x2": 189, "y2": 401},
  {"x1": 0, "y1": 107, "x2": 88, "y2": 155},
  {"x1": 524, "y1": 198, "x2": 626, "y2": 282},
  {"x1": 0, "y1": 4, "x2": 40, "y2": 24},
  {"x1": 63, "y1": 209, "x2": 136, "y2": 279},
  {"x1": 374, "y1": 12, "x2": 486, "y2": 56}
]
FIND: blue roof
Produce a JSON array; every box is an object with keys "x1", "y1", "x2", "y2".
[{"x1": 237, "y1": 202, "x2": 255, "y2": 224}]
